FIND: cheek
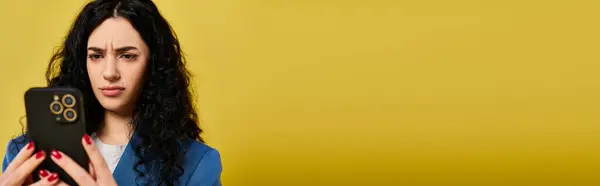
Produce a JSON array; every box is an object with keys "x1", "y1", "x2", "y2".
[
  {"x1": 123, "y1": 61, "x2": 148, "y2": 86},
  {"x1": 86, "y1": 62, "x2": 99, "y2": 85}
]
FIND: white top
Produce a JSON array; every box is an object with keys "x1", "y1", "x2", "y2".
[{"x1": 91, "y1": 133, "x2": 128, "y2": 173}]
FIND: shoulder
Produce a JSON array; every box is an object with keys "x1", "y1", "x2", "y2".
[
  {"x1": 2, "y1": 135, "x2": 29, "y2": 173},
  {"x1": 184, "y1": 139, "x2": 222, "y2": 171},
  {"x1": 182, "y1": 139, "x2": 222, "y2": 186},
  {"x1": 185, "y1": 139, "x2": 221, "y2": 160},
  {"x1": 4, "y1": 135, "x2": 28, "y2": 157}
]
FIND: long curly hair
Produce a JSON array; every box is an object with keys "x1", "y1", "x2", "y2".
[{"x1": 12, "y1": 0, "x2": 203, "y2": 185}]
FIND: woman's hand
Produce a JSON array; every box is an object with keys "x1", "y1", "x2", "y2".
[
  {"x1": 49, "y1": 134, "x2": 118, "y2": 186},
  {"x1": 0, "y1": 142, "x2": 66, "y2": 186}
]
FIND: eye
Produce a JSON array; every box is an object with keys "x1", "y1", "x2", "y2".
[
  {"x1": 88, "y1": 54, "x2": 103, "y2": 61},
  {"x1": 120, "y1": 54, "x2": 138, "y2": 60}
]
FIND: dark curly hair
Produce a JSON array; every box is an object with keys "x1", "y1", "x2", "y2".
[{"x1": 12, "y1": 0, "x2": 203, "y2": 185}]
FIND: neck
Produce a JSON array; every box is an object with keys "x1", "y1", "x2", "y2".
[{"x1": 97, "y1": 110, "x2": 133, "y2": 145}]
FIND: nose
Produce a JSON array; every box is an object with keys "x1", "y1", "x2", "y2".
[{"x1": 102, "y1": 57, "x2": 120, "y2": 82}]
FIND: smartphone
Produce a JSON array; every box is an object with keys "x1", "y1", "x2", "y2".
[{"x1": 24, "y1": 87, "x2": 89, "y2": 186}]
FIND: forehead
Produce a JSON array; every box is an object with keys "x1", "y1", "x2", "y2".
[{"x1": 87, "y1": 17, "x2": 145, "y2": 47}]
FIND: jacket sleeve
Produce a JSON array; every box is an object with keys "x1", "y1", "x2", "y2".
[
  {"x1": 2, "y1": 139, "x2": 19, "y2": 173},
  {"x1": 186, "y1": 149, "x2": 223, "y2": 186}
]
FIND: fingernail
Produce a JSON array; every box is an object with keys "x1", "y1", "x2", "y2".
[
  {"x1": 35, "y1": 151, "x2": 45, "y2": 159},
  {"x1": 83, "y1": 133, "x2": 92, "y2": 145},
  {"x1": 48, "y1": 173, "x2": 58, "y2": 182},
  {"x1": 26, "y1": 142, "x2": 34, "y2": 150},
  {"x1": 50, "y1": 150, "x2": 62, "y2": 159},
  {"x1": 39, "y1": 169, "x2": 49, "y2": 177}
]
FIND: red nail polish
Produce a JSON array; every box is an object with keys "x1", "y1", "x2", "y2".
[
  {"x1": 51, "y1": 150, "x2": 62, "y2": 159},
  {"x1": 83, "y1": 134, "x2": 92, "y2": 145},
  {"x1": 39, "y1": 169, "x2": 49, "y2": 177},
  {"x1": 26, "y1": 142, "x2": 34, "y2": 150},
  {"x1": 48, "y1": 173, "x2": 58, "y2": 182},
  {"x1": 35, "y1": 151, "x2": 45, "y2": 159}
]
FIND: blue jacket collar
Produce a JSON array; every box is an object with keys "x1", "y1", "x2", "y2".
[{"x1": 112, "y1": 132, "x2": 143, "y2": 185}]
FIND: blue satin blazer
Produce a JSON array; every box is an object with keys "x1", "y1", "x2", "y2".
[{"x1": 2, "y1": 134, "x2": 222, "y2": 186}]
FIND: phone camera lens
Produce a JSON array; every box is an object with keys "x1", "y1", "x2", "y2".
[
  {"x1": 53, "y1": 104, "x2": 61, "y2": 112},
  {"x1": 62, "y1": 94, "x2": 76, "y2": 107},
  {"x1": 63, "y1": 108, "x2": 77, "y2": 122},
  {"x1": 49, "y1": 101, "x2": 63, "y2": 114},
  {"x1": 66, "y1": 110, "x2": 74, "y2": 118},
  {"x1": 65, "y1": 97, "x2": 73, "y2": 105}
]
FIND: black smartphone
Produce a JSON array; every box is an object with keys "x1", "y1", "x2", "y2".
[{"x1": 24, "y1": 87, "x2": 89, "y2": 186}]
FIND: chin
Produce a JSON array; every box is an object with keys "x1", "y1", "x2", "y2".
[
  {"x1": 93, "y1": 91, "x2": 137, "y2": 114},
  {"x1": 97, "y1": 99, "x2": 127, "y2": 113}
]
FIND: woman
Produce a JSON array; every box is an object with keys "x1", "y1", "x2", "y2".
[{"x1": 0, "y1": 0, "x2": 222, "y2": 185}]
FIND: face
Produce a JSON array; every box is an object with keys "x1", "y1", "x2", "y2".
[{"x1": 87, "y1": 17, "x2": 149, "y2": 114}]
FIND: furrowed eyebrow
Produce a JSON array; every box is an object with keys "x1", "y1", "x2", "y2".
[
  {"x1": 87, "y1": 47, "x2": 104, "y2": 53},
  {"x1": 115, "y1": 46, "x2": 138, "y2": 53},
  {"x1": 87, "y1": 46, "x2": 139, "y2": 53}
]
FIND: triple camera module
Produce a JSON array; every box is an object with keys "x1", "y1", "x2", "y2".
[{"x1": 49, "y1": 94, "x2": 77, "y2": 123}]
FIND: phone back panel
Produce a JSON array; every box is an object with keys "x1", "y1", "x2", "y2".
[{"x1": 24, "y1": 87, "x2": 88, "y2": 186}]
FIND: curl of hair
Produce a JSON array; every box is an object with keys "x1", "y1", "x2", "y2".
[{"x1": 12, "y1": 0, "x2": 203, "y2": 185}]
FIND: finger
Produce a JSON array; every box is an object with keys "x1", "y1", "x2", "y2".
[
  {"x1": 38, "y1": 169, "x2": 51, "y2": 179},
  {"x1": 49, "y1": 150, "x2": 95, "y2": 186},
  {"x1": 89, "y1": 162, "x2": 96, "y2": 180},
  {"x1": 82, "y1": 134, "x2": 111, "y2": 179},
  {"x1": 54, "y1": 181, "x2": 70, "y2": 186},
  {"x1": 5, "y1": 151, "x2": 46, "y2": 185},
  {"x1": 29, "y1": 172, "x2": 60, "y2": 186},
  {"x1": 24, "y1": 175, "x2": 34, "y2": 185},
  {"x1": 3, "y1": 142, "x2": 36, "y2": 174}
]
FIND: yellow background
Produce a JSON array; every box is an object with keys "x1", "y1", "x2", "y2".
[{"x1": 1, "y1": 0, "x2": 600, "y2": 185}]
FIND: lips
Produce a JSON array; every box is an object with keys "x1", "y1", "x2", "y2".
[{"x1": 99, "y1": 86, "x2": 125, "y2": 97}]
